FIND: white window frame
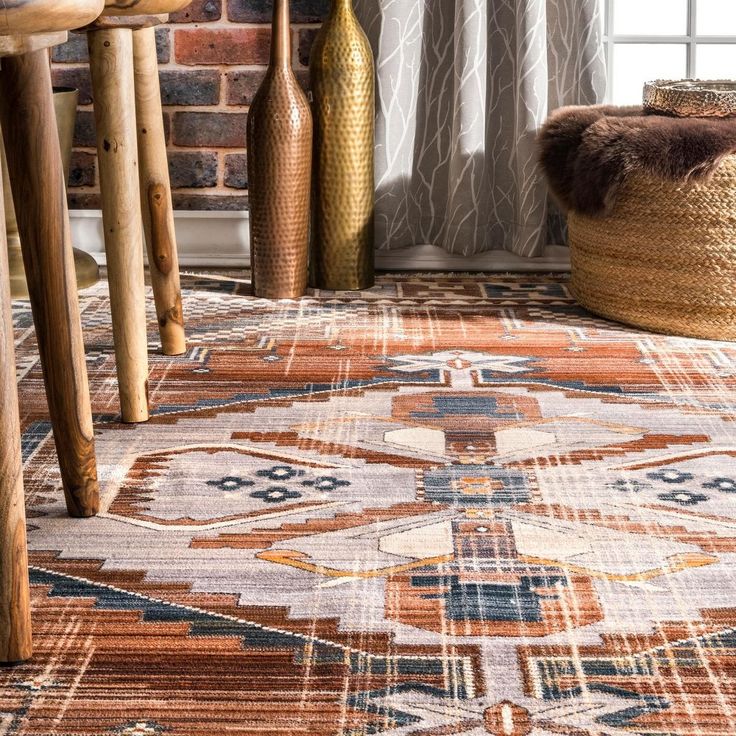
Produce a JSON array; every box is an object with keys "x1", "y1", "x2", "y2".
[{"x1": 604, "y1": 0, "x2": 736, "y2": 103}]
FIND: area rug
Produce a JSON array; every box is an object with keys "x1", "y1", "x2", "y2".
[{"x1": 2, "y1": 272, "x2": 736, "y2": 736}]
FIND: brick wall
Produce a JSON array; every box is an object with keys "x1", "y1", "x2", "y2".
[{"x1": 51, "y1": 0, "x2": 328, "y2": 211}]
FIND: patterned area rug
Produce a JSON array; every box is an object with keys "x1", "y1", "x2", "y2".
[{"x1": 2, "y1": 272, "x2": 736, "y2": 735}]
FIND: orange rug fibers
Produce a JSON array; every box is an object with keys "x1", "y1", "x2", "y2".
[{"x1": 2, "y1": 272, "x2": 736, "y2": 735}]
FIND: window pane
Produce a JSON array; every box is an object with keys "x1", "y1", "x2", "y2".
[
  {"x1": 612, "y1": 44, "x2": 688, "y2": 104},
  {"x1": 696, "y1": 44, "x2": 736, "y2": 78},
  {"x1": 697, "y1": 0, "x2": 736, "y2": 36},
  {"x1": 613, "y1": 0, "x2": 688, "y2": 36}
]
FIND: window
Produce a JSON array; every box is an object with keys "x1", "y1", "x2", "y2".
[{"x1": 604, "y1": 0, "x2": 736, "y2": 104}]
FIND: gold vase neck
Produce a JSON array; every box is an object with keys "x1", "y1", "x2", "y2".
[
  {"x1": 328, "y1": 0, "x2": 356, "y2": 18},
  {"x1": 270, "y1": 0, "x2": 292, "y2": 67}
]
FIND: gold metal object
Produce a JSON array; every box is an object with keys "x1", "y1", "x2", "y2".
[
  {"x1": 3, "y1": 86, "x2": 99, "y2": 298},
  {"x1": 246, "y1": 0, "x2": 312, "y2": 299},
  {"x1": 309, "y1": 0, "x2": 375, "y2": 291},
  {"x1": 643, "y1": 79, "x2": 736, "y2": 118}
]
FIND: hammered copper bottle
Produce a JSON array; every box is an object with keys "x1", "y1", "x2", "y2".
[
  {"x1": 310, "y1": 0, "x2": 375, "y2": 290},
  {"x1": 247, "y1": 0, "x2": 312, "y2": 298}
]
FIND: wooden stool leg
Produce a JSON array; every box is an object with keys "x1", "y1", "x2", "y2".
[
  {"x1": 133, "y1": 26, "x2": 186, "y2": 357},
  {"x1": 0, "y1": 49, "x2": 99, "y2": 519},
  {"x1": 88, "y1": 28, "x2": 150, "y2": 423},
  {"x1": 0, "y1": 167, "x2": 32, "y2": 665}
]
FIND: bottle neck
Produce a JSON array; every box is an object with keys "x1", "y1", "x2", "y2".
[
  {"x1": 270, "y1": 0, "x2": 291, "y2": 68},
  {"x1": 329, "y1": 0, "x2": 355, "y2": 19}
]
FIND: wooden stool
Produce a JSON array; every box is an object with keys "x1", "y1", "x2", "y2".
[
  {"x1": 0, "y1": 0, "x2": 105, "y2": 665},
  {"x1": 83, "y1": 1, "x2": 190, "y2": 423}
]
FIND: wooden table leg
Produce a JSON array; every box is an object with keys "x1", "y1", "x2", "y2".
[
  {"x1": 0, "y1": 166, "x2": 32, "y2": 665},
  {"x1": 88, "y1": 27, "x2": 150, "y2": 423},
  {"x1": 0, "y1": 49, "x2": 99, "y2": 519},
  {"x1": 133, "y1": 26, "x2": 186, "y2": 357}
]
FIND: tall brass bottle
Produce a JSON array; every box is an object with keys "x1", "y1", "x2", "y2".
[
  {"x1": 247, "y1": 0, "x2": 312, "y2": 298},
  {"x1": 310, "y1": 0, "x2": 375, "y2": 291}
]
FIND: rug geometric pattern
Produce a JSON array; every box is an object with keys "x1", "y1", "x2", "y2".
[{"x1": 2, "y1": 272, "x2": 736, "y2": 735}]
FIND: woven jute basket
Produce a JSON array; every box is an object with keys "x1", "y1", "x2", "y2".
[{"x1": 568, "y1": 154, "x2": 736, "y2": 341}]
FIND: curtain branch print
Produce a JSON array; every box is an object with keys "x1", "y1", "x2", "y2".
[{"x1": 355, "y1": 0, "x2": 606, "y2": 257}]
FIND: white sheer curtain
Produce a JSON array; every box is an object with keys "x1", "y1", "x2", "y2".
[{"x1": 355, "y1": 0, "x2": 606, "y2": 257}]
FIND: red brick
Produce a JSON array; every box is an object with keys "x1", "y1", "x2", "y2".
[
  {"x1": 226, "y1": 68, "x2": 309, "y2": 105},
  {"x1": 52, "y1": 66, "x2": 92, "y2": 105},
  {"x1": 172, "y1": 111, "x2": 246, "y2": 148},
  {"x1": 227, "y1": 0, "x2": 328, "y2": 23},
  {"x1": 51, "y1": 34, "x2": 89, "y2": 63},
  {"x1": 298, "y1": 28, "x2": 319, "y2": 67},
  {"x1": 155, "y1": 28, "x2": 172, "y2": 64},
  {"x1": 226, "y1": 70, "x2": 265, "y2": 106},
  {"x1": 224, "y1": 153, "x2": 247, "y2": 189},
  {"x1": 169, "y1": 0, "x2": 222, "y2": 22},
  {"x1": 160, "y1": 69, "x2": 221, "y2": 105},
  {"x1": 175, "y1": 28, "x2": 273, "y2": 65},
  {"x1": 68, "y1": 151, "x2": 96, "y2": 188},
  {"x1": 173, "y1": 193, "x2": 248, "y2": 210},
  {"x1": 73, "y1": 110, "x2": 97, "y2": 148},
  {"x1": 169, "y1": 151, "x2": 219, "y2": 188},
  {"x1": 67, "y1": 192, "x2": 101, "y2": 209}
]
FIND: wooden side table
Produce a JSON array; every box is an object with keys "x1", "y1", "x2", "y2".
[
  {"x1": 0, "y1": 0, "x2": 105, "y2": 665},
  {"x1": 83, "y1": 1, "x2": 190, "y2": 423}
]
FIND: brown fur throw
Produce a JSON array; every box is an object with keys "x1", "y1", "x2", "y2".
[{"x1": 538, "y1": 105, "x2": 736, "y2": 215}]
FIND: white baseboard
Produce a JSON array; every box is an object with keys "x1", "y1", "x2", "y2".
[
  {"x1": 373, "y1": 243, "x2": 570, "y2": 272},
  {"x1": 70, "y1": 210, "x2": 570, "y2": 272},
  {"x1": 71, "y1": 210, "x2": 251, "y2": 268}
]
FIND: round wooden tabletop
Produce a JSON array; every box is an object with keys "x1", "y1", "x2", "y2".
[
  {"x1": 0, "y1": 0, "x2": 104, "y2": 36},
  {"x1": 102, "y1": 0, "x2": 190, "y2": 16}
]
